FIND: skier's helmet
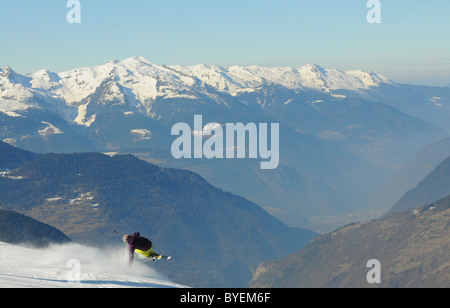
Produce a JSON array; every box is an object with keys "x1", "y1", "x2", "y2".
[{"x1": 123, "y1": 234, "x2": 130, "y2": 243}]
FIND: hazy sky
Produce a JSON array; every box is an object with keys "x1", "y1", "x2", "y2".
[{"x1": 1, "y1": 0, "x2": 449, "y2": 86}]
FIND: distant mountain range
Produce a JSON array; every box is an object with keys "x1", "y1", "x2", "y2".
[
  {"x1": 0, "y1": 142, "x2": 316, "y2": 287},
  {"x1": 1, "y1": 56, "x2": 450, "y2": 231}
]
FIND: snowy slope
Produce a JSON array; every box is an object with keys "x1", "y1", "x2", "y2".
[{"x1": 0, "y1": 241, "x2": 186, "y2": 288}]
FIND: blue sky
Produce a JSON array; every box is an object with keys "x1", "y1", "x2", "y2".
[{"x1": 1, "y1": 0, "x2": 449, "y2": 85}]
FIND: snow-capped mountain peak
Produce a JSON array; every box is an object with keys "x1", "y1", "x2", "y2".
[
  {"x1": 0, "y1": 67, "x2": 36, "y2": 116},
  {"x1": 1, "y1": 66, "x2": 13, "y2": 78},
  {"x1": 346, "y1": 69, "x2": 391, "y2": 87},
  {"x1": 295, "y1": 64, "x2": 393, "y2": 92},
  {"x1": 29, "y1": 69, "x2": 61, "y2": 90},
  {"x1": 120, "y1": 55, "x2": 154, "y2": 66},
  {"x1": 299, "y1": 63, "x2": 328, "y2": 75},
  {"x1": 1, "y1": 66, "x2": 32, "y2": 88},
  {"x1": 296, "y1": 63, "x2": 329, "y2": 90}
]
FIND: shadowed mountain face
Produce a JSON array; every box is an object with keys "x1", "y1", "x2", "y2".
[
  {"x1": 0, "y1": 140, "x2": 38, "y2": 171},
  {"x1": 249, "y1": 195, "x2": 450, "y2": 288},
  {"x1": 0, "y1": 151, "x2": 317, "y2": 287},
  {"x1": 0, "y1": 209, "x2": 71, "y2": 247}
]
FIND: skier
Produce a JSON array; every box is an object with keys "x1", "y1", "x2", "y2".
[{"x1": 123, "y1": 232, "x2": 161, "y2": 265}]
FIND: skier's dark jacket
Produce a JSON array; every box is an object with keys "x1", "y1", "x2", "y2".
[{"x1": 126, "y1": 232, "x2": 152, "y2": 263}]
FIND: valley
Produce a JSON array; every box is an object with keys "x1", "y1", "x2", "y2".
[
  {"x1": 2, "y1": 57, "x2": 449, "y2": 231},
  {"x1": 1, "y1": 57, "x2": 450, "y2": 288}
]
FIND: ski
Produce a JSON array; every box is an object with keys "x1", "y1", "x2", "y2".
[
  {"x1": 146, "y1": 254, "x2": 172, "y2": 261},
  {"x1": 153, "y1": 255, "x2": 171, "y2": 260},
  {"x1": 134, "y1": 255, "x2": 171, "y2": 267}
]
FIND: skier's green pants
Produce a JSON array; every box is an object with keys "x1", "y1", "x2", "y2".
[{"x1": 136, "y1": 247, "x2": 157, "y2": 258}]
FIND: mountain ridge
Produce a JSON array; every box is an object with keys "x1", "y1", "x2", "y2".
[
  {"x1": 386, "y1": 155, "x2": 450, "y2": 216},
  {"x1": 249, "y1": 194, "x2": 450, "y2": 288},
  {"x1": 0, "y1": 209, "x2": 71, "y2": 247},
  {"x1": 1, "y1": 56, "x2": 395, "y2": 122},
  {"x1": 0, "y1": 140, "x2": 39, "y2": 170}
]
